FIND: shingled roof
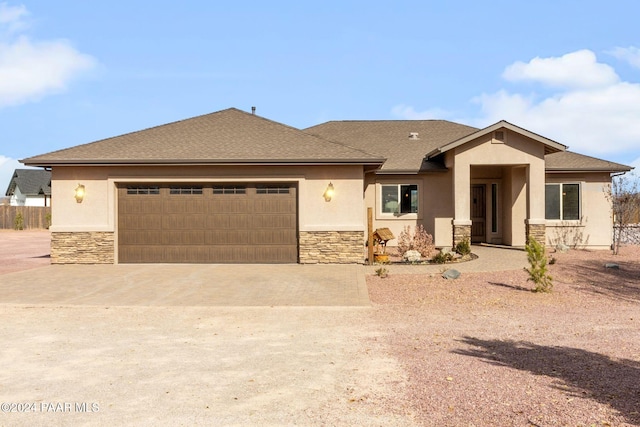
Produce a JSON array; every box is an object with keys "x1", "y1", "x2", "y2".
[
  {"x1": 307, "y1": 119, "x2": 633, "y2": 174},
  {"x1": 22, "y1": 108, "x2": 385, "y2": 167},
  {"x1": 305, "y1": 119, "x2": 478, "y2": 172},
  {"x1": 545, "y1": 151, "x2": 632, "y2": 172},
  {"x1": 5, "y1": 169, "x2": 51, "y2": 197}
]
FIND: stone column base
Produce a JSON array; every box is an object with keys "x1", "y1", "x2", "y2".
[
  {"x1": 299, "y1": 231, "x2": 364, "y2": 264},
  {"x1": 525, "y1": 221, "x2": 546, "y2": 246},
  {"x1": 452, "y1": 220, "x2": 472, "y2": 247},
  {"x1": 51, "y1": 232, "x2": 115, "y2": 264}
]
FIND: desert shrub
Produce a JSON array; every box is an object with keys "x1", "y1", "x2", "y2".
[
  {"x1": 432, "y1": 250, "x2": 454, "y2": 264},
  {"x1": 455, "y1": 238, "x2": 471, "y2": 256},
  {"x1": 397, "y1": 225, "x2": 435, "y2": 258},
  {"x1": 14, "y1": 212, "x2": 24, "y2": 230},
  {"x1": 524, "y1": 236, "x2": 553, "y2": 293},
  {"x1": 375, "y1": 267, "x2": 389, "y2": 278},
  {"x1": 45, "y1": 213, "x2": 52, "y2": 229}
]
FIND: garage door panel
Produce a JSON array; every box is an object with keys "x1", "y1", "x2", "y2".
[
  {"x1": 251, "y1": 215, "x2": 296, "y2": 228},
  {"x1": 119, "y1": 230, "x2": 164, "y2": 245},
  {"x1": 162, "y1": 214, "x2": 206, "y2": 229},
  {"x1": 250, "y1": 230, "x2": 297, "y2": 245},
  {"x1": 162, "y1": 230, "x2": 205, "y2": 245},
  {"x1": 119, "y1": 183, "x2": 297, "y2": 263},
  {"x1": 120, "y1": 214, "x2": 162, "y2": 229},
  {"x1": 208, "y1": 198, "x2": 248, "y2": 213},
  {"x1": 164, "y1": 198, "x2": 205, "y2": 214},
  {"x1": 205, "y1": 230, "x2": 251, "y2": 245},
  {"x1": 207, "y1": 215, "x2": 230, "y2": 228},
  {"x1": 228, "y1": 214, "x2": 251, "y2": 228},
  {"x1": 120, "y1": 199, "x2": 163, "y2": 214},
  {"x1": 163, "y1": 246, "x2": 210, "y2": 263}
]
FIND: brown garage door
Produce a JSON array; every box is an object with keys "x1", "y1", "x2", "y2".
[{"x1": 118, "y1": 184, "x2": 298, "y2": 263}]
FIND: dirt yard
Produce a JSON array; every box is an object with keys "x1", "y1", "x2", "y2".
[
  {"x1": 0, "y1": 231, "x2": 639, "y2": 426},
  {"x1": 368, "y1": 245, "x2": 640, "y2": 426}
]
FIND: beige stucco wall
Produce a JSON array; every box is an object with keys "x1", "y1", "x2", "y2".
[
  {"x1": 545, "y1": 172, "x2": 613, "y2": 249},
  {"x1": 50, "y1": 164, "x2": 366, "y2": 235},
  {"x1": 364, "y1": 171, "x2": 454, "y2": 248}
]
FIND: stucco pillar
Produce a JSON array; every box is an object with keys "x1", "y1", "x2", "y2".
[
  {"x1": 452, "y1": 162, "x2": 471, "y2": 246},
  {"x1": 526, "y1": 161, "x2": 546, "y2": 245}
]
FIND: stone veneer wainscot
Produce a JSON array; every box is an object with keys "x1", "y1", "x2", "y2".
[
  {"x1": 51, "y1": 232, "x2": 115, "y2": 264},
  {"x1": 299, "y1": 231, "x2": 363, "y2": 264}
]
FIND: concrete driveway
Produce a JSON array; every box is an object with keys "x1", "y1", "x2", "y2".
[{"x1": 0, "y1": 263, "x2": 370, "y2": 306}]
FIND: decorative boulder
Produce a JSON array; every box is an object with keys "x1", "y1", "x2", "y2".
[
  {"x1": 442, "y1": 269, "x2": 461, "y2": 280},
  {"x1": 555, "y1": 243, "x2": 570, "y2": 253},
  {"x1": 403, "y1": 250, "x2": 422, "y2": 263},
  {"x1": 604, "y1": 263, "x2": 620, "y2": 269}
]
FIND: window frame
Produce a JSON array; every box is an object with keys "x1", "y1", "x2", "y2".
[
  {"x1": 378, "y1": 183, "x2": 420, "y2": 217},
  {"x1": 545, "y1": 182, "x2": 581, "y2": 221}
]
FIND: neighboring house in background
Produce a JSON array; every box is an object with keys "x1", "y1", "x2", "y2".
[
  {"x1": 22, "y1": 108, "x2": 632, "y2": 265},
  {"x1": 4, "y1": 169, "x2": 52, "y2": 207}
]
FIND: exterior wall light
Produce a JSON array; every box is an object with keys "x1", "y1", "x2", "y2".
[
  {"x1": 74, "y1": 184, "x2": 85, "y2": 203},
  {"x1": 323, "y1": 182, "x2": 334, "y2": 202}
]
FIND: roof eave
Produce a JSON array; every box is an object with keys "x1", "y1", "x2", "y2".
[
  {"x1": 21, "y1": 158, "x2": 387, "y2": 167},
  {"x1": 546, "y1": 167, "x2": 634, "y2": 173}
]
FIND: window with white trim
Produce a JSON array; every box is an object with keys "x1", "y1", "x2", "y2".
[
  {"x1": 545, "y1": 183, "x2": 580, "y2": 220},
  {"x1": 381, "y1": 184, "x2": 418, "y2": 214}
]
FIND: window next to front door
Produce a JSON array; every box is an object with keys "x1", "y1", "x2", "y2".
[
  {"x1": 545, "y1": 183, "x2": 580, "y2": 220},
  {"x1": 381, "y1": 184, "x2": 418, "y2": 215}
]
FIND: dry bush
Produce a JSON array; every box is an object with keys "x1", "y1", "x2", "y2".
[{"x1": 397, "y1": 225, "x2": 435, "y2": 258}]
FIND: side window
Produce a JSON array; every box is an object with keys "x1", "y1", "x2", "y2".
[{"x1": 545, "y1": 183, "x2": 580, "y2": 220}]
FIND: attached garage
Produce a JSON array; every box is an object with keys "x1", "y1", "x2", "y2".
[
  {"x1": 118, "y1": 183, "x2": 298, "y2": 263},
  {"x1": 23, "y1": 108, "x2": 384, "y2": 265}
]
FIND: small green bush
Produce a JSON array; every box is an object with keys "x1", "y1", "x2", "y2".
[
  {"x1": 14, "y1": 212, "x2": 24, "y2": 230},
  {"x1": 524, "y1": 236, "x2": 553, "y2": 293},
  {"x1": 455, "y1": 238, "x2": 471, "y2": 256},
  {"x1": 375, "y1": 267, "x2": 389, "y2": 278},
  {"x1": 45, "y1": 213, "x2": 52, "y2": 229},
  {"x1": 432, "y1": 250, "x2": 454, "y2": 264}
]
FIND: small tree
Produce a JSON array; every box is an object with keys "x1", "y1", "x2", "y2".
[
  {"x1": 14, "y1": 212, "x2": 24, "y2": 230},
  {"x1": 607, "y1": 172, "x2": 640, "y2": 255},
  {"x1": 524, "y1": 236, "x2": 553, "y2": 293}
]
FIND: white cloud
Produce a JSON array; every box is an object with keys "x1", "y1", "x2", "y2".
[
  {"x1": 0, "y1": 2, "x2": 29, "y2": 33},
  {"x1": 502, "y1": 49, "x2": 619, "y2": 89},
  {"x1": 608, "y1": 46, "x2": 640, "y2": 69},
  {"x1": 394, "y1": 49, "x2": 640, "y2": 159},
  {"x1": 0, "y1": 3, "x2": 96, "y2": 108}
]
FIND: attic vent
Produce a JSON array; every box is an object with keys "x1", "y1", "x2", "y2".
[
  {"x1": 408, "y1": 132, "x2": 419, "y2": 140},
  {"x1": 494, "y1": 130, "x2": 505, "y2": 141}
]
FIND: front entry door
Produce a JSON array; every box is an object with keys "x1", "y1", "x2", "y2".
[{"x1": 471, "y1": 185, "x2": 486, "y2": 243}]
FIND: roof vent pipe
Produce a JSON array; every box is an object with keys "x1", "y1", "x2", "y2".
[
  {"x1": 251, "y1": 106, "x2": 256, "y2": 115},
  {"x1": 409, "y1": 132, "x2": 419, "y2": 140}
]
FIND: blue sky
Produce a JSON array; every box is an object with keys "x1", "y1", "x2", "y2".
[{"x1": 2, "y1": 0, "x2": 640, "y2": 192}]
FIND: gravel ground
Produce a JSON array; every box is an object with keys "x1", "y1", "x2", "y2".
[
  {"x1": 367, "y1": 245, "x2": 640, "y2": 426},
  {"x1": 1, "y1": 231, "x2": 639, "y2": 425}
]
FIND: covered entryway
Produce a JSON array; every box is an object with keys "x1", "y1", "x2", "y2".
[{"x1": 118, "y1": 183, "x2": 298, "y2": 263}]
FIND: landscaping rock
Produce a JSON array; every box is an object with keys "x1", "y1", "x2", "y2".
[
  {"x1": 403, "y1": 250, "x2": 422, "y2": 263},
  {"x1": 555, "y1": 243, "x2": 570, "y2": 253},
  {"x1": 604, "y1": 263, "x2": 620, "y2": 269},
  {"x1": 442, "y1": 269, "x2": 460, "y2": 280}
]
